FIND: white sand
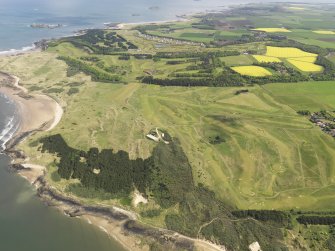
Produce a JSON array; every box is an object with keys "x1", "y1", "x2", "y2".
[
  {"x1": 133, "y1": 190, "x2": 148, "y2": 207},
  {"x1": 46, "y1": 100, "x2": 63, "y2": 131}
]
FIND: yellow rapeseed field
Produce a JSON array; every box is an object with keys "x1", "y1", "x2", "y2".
[
  {"x1": 252, "y1": 28, "x2": 291, "y2": 33},
  {"x1": 287, "y1": 59, "x2": 323, "y2": 72},
  {"x1": 231, "y1": 66, "x2": 272, "y2": 77},
  {"x1": 253, "y1": 55, "x2": 282, "y2": 63},
  {"x1": 313, "y1": 30, "x2": 335, "y2": 35},
  {"x1": 291, "y1": 56, "x2": 317, "y2": 63},
  {"x1": 288, "y1": 6, "x2": 305, "y2": 10},
  {"x1": 266, "y1": 46, "x2": 317, "y2": 58}
]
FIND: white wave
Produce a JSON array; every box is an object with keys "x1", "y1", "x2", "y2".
[
  {"x1": 0, "y1": 116, "x2": 20, "y2": 151},
  {"x1": 0, "y1": 117, "x2": 15, "y2": 139},
  {"x1": 0, "y1": 93, "x2": 14, "y2": 105},
  {"x1": 0, "y1": 44, "x2": 36, "y2": 56}
]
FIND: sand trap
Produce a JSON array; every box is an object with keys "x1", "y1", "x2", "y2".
[
  {"x1": 46, "y1": 100, "x2": 63, "y2": 131},
  {"x1": 249, "y1": 242, "x2": 262, "y2": 251},
  {"x1": 133, "y1": 190, "x2": 148, "y2": 207}
]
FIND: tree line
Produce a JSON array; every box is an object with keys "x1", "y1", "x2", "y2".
[
  {"x1": 296, "y1": 215, "x2": 335, "y2": 225},
  {"x1": 40, "y1": 133, "x2": 194, "y2": 207},
  {"x1": 232, "y1": 210, "x2": 292, "y2": 228},
  {"x1": 58, "y1": 56, "x2": 121, "y2": 82}
]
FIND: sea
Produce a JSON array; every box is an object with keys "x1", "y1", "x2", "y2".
[{"x1": 0, "y1": 0, "x2": 333, "y2": 250}]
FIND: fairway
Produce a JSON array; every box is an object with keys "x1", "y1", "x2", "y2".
[
  {"x1": 252, "y1": 28, "x2": 291, "y2": 33},
  {"x1": 253, "y1": 55, "x2": 282, "y2": 63},
  {"x1": 231, "y1": 65, "x2": 272, "y2": 77}
]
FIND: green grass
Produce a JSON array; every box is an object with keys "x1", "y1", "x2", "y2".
[
  {"x1": 2, "y1": 39, "x2": 335, "y2": 215},
  {"x1": 263, "y1": 81, "x2": 335, "y2": 110},
  {"x1": 12, "y1": 53, "x2": 335, "y2": 211},
  {"x1": 145, "y1": 24, "x2": 250, "y2": 43},
  {"x1": 220, "y1": 55, "x2": 255, "y2": 66}
]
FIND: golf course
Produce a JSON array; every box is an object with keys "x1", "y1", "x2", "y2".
[{"x1": 2, "y1": 2, "x2": 335, "y2": 250}]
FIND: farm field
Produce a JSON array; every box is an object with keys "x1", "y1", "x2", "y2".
[
  {"x1": 231, "y1": 65, "x2": 272, "y2": 76},
  {"x1": 313, "y1": 30, "x2": 335, "y2": 35},
  {"x1": 252, "y1": 28, "x2": 291, "y2": 33},
  {"x1": 265, "y1": 46, "x2": 317, "y2": 58},
  {"x1": 253, "y1": 55, "x2": 282, "y2": 63},
  {"x1": 287, "y1": 59, "x2": 323, "y2": 72}
]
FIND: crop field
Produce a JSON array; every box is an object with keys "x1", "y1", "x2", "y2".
[
  {"x1": 287, "y1": 59, "x2": 324, "y2": 72},
  {"x1": 253, "y1": 55, "x2": 282, "y2": 63},
  {"x1": 252, "y1": 28, "x2": 291, "y2": 33},
  {"x1": 262, "y1": 46, "x2": 323, "y2": 72},
  {"x1": 287, "y1": 6, "x2": 305, "y2": 10},
  {"x1": 231, "y1": 66, "x2": 272, "y2": 76},
  {"x1": 313, "y1": 30, "x2": 335, "y2": 35},
  {"x1": 284, "y1": 29, "x2": 335, "y2": 49},
  {"x1": 265, "y1": 46, "x2": 317, "y2": 58},
  {"x1": 290, "y1": 56, "x2": 317, "y2": 63}
]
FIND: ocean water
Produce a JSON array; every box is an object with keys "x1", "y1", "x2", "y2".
[
  {"x1": 0, "y1": 94, "x2": 126, "y2": 251},
  {"x1": 1, "y1": 0, "x2": 334, "y2": 51},
  {"x1": 0, "y1": 0, "x2": 246, "y2": 51},
  {"x1": 0, "y1": 93, "x2": 20, "y2": 150}
]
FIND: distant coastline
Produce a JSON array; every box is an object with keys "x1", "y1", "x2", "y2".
[{"x1": 0, "y1": 2, "x2": 228, "y2": 55}]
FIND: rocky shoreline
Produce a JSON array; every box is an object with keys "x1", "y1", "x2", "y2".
[{"x1": 7, "y1": 161, "x2": 199, "y2": 251}]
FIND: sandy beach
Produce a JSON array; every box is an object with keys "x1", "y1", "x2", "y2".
[
  {"x1": 0, "y1": 44, "x2": 41, "y2": 57},
  {"x1": 0, "y1": 75, "x2": 61, "y2": 138}
]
